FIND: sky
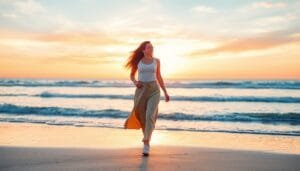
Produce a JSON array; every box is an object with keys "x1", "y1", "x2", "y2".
[{"x1": 0, "y1": 0, "x2": 299, "y2": 80}]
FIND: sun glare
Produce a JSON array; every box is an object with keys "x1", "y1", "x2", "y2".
[
  {"x1": 155, "y1": 44, "x2": 188, "y2": 78},
  {"x1": 150, "y1": 132, "x2": 166, "y2": 145}
]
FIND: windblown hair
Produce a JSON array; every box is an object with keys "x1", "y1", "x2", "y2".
[{"x1": 124, "y1": 41, "x2": 150, "y2": 71}]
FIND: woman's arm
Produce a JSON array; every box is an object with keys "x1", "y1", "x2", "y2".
[
  {"x1": 130, "y1": 67, "x2": 142, "y2": 88},
  {"x1": 156, "y1": 58, "x2": 170, "y2": 102},
  {"x1": 130, "y1": 67, "x2": 138, "y2": 85}
]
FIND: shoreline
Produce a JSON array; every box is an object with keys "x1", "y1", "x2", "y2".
[{"x1": 1, "y1": 122, "x2": 299, "y2": 155}]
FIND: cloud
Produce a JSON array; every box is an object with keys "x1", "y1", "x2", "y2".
[
  {"x1": 237, "y1": 1, "x2": 288, "y2": 13},
  {"x1": 40, "y1": 55, "x2": 121, "y2": 65},
  {"x1": 36, "y1": 32, "x2": 124, "y2": 45},
  {"x1": 0, "y1": 39, "x2": 125, "y2": 65},
  {"x1": 1, "y1": 13, "x2": 17, "y2": 19},
  {"x1": 190, "y1": 5, "x2": 217, "y2": 14},
  {"x1": 254, "y1": 14, "x2": 297, "y2": 26},
  {"x1": 252, "y1": 2, "x2": 286, "y2": 9},
  {"x1": 0, "y1": 0, "x2": 95, "y2": 33},
  {"x1": 0, "y1": 28, "x2": 128, "y2": 66},
  {"x1": 0, "y1": 0, "x2": 46, "y2": 18},
  {"x1": 0, "y1": 28, "x2": 124, "y2": 45},
  {"x1": 188, "y1": 28, "x2": 300, "y2": 57},
  {"x1": 13, "y1": 0, "x2": 45, "y2": 14}
]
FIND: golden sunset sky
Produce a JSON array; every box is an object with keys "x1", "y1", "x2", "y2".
[{"x1": 0, "y1": 0, "x2": 299, "y2": 80}]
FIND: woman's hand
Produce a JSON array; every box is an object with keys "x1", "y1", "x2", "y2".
[
  {"x1": 134, "y1": 80, "x2": 143, "y2": 88},
  {"x1": 164, "y1": 92, "x2": 170, "y2": 102}
]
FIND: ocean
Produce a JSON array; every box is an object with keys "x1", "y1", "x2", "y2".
[{"x1": 0, "y1": 79, "x2": 299, "y2": 136}]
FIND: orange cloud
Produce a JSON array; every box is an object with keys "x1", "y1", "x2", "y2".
[
  {"x1": 0, "y1": 28, "x2": 123, "y2": 45},
  {"x1": 189, "y1": 28, "x2": 300, "y2": 57},
  {"x1": 35, "y1": 32, "x2": 123, "y2": 45}
]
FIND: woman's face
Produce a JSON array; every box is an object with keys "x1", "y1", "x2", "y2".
[{"x1": 143, "y1": 43, "x2": 153, "y2": 56}]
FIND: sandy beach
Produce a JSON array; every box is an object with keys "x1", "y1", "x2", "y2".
[{"x1": 1, "y1": 122, "x2": 300, "y2": 171}]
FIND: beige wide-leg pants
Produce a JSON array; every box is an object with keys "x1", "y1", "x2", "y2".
[{"x1": 124, "y1": 80, "x2": 161, "y2": 142}]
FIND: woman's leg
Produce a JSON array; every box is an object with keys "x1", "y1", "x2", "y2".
[{"x1": 143, "y1": 91, "x2": 160, "y2": 144}]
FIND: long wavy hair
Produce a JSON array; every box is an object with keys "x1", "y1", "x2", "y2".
[{"x1": 124, "y1": 41, "x2": 150, "y2": 71}]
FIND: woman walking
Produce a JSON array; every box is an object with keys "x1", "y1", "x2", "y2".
[{"x1": 124, "y1": 41, "x2": 170, "y2": 156}]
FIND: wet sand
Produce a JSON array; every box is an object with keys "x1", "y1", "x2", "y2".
[{"x1": 1, "y1": 122, "x2": 300, "y2": 170}]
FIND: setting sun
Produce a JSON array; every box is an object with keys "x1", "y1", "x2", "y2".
[{"x1": 155, "y1": 42, "x2": 191, "y2": 78}]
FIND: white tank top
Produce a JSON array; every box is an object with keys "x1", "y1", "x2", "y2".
[{"x1": 137, "y1": 57, "x2": 157, "y2": 82}]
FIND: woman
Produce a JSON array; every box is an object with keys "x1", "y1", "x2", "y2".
[{"x1": 124, "y1": 41, "x2": 170, "y2": 156}]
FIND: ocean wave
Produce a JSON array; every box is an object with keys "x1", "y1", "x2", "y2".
[
  {"x1": 38, "y1": 92, "x2": 300, "y2": 103},
  {"x1": 0, "y1": 103, "x2": 299, "y2": 125},
  {"x1": 1, "y1": 92, "x2": 300, "y2": 103},
  {"x1": 161, "y1": 128, "x2": 300, "y2": 136},
  {"x1": 0, "y1": 79, "x2": 299, "y2": 89},
  {"x1": 0, "y1": 103, "x2": 128, "y2": 118},
  {"x1": 0, "y1": 118, "x2": 299, "y2": 136}
]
